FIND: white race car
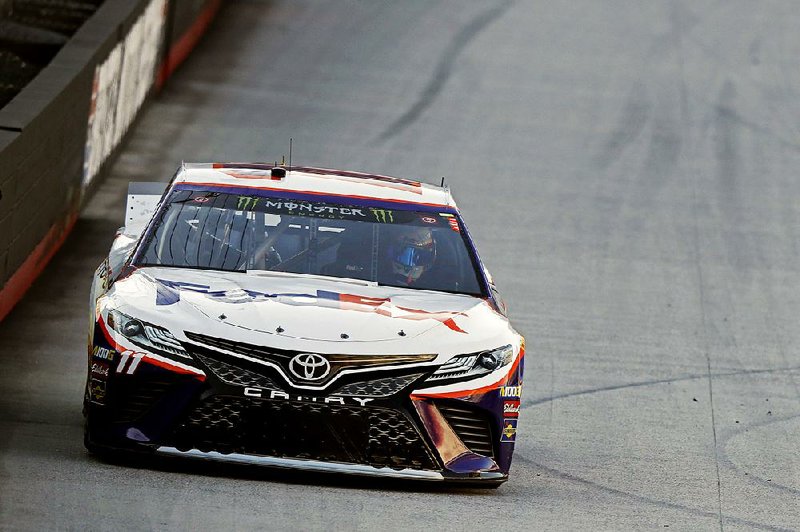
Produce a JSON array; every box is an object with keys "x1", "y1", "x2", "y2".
[{"x1": 85, "y1": 163, "x2": 524, "y2": 486}]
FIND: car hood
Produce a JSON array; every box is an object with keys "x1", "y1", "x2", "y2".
[{"x1": 107, "y1": 267, "x2": 513, "y2": 353}]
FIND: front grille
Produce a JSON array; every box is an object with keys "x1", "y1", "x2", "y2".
[
  {"x1": 185, "y1": 331, "x2": 275, "y2": 360},
  {"x1": 332, "y1": 373, "x2": 423, "y2": 397},
  {"x1": 195, "y1": 353, "x2": 278, "y2": 389},
  {"x1": 183, "y1": 331, "x2": 436, "y2": 387},
  {"x1": 167, "y1": 396, "x2": 439, "y2": 471},
  {"x1": 436, "y1": 401, "x2": 495, "y2": 458}
]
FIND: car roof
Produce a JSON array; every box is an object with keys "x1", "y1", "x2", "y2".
[{"x1": 175, "y1": 163, "x2": 456, "y2": 209}]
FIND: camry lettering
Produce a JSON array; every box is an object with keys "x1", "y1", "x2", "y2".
[
  {"x1": 243, "y1": 387, "x2": 372, "y2": 406},
  {"x1": 352, "y1": 398, "x2": 374, "y2": 406},
  {"x1": 324, "y1": 396, "x2": 345, "y2": 405}
]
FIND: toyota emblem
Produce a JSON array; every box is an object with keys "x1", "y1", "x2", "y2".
[{"x1": 289, "y1": 353, "x2": 331, "y2": 381}]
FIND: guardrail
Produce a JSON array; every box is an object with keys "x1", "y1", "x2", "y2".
[{"x1": 0, "y1": 0, "x2": 221, "y2": 321}]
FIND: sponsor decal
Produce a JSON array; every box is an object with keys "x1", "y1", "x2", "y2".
[
  {"x1": 370, "y1": 208, "x2": 394, "y2": 223},
  {"x1": 83, "y1": 0, "x2": 167, "y2": 191},
  {"x1": 448, "y1": 218, "x2": 460, "y2": 232},
  {"x1": 96, "y1": 258, "x2": 111, "y2": 292},
  {"x1": 311, "y1": 173, "x2": 423, "y2": 194},
  {"x1": 89, "y1": 378, "x2": 107, "y2": 404},
  {"x1": 236, "y1": 195, "x2": 259, "y2": 210},
  {"x1": 116, "y1": 350, "x2": 145, "y2": 375},
  {"x1": 421, "y1": 216, "x2": 437, "y2": 224},
  {"x1": 226, "y1": 195, "x2": 368, "y2": 219},
  {"x1": 222, "y1": 169, "x2": 274, "y2": 180},
  {"x1": 503, "y1": 399, "x2": 520, "y2": 418},
  {"x1": 288, "y1": 353, "x2": 331, "y2": 381},
  {"x1": 91, "y1": 361, "x2": 110, "y2": 379},
  {"x1": 499, "y1": 385, "x2": 522, "y2": 399},
  {"x1": 155, "y1": 280, "x2": 469, "y2": 333},
  {"x1": 194, "y1": 196, "x2": 210, "y2": 203},
  {"x1": 92, "y1": 346, "x2": 116, "y2": 362},
  {"x1": 501, "y1": 419, "x2": 517, "y2": 442},
  {"x1": 300, "y1": 168, "x2": 422, "y2": 194},
  {"x1": 243, "y1": 387, "x2": 374, "y2": 406}
]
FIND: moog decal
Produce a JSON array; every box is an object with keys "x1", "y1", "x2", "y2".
[
  {"x1": 499, "y1": 385, "x2": 522, "y2": 398},
  {"x1": 92, "y1": 346, "x2": 116, "y2": 361}
]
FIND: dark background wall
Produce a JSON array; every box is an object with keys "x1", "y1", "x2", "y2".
[{"x1": 0, "y1": 0, "x2": 220, "y2": 320}]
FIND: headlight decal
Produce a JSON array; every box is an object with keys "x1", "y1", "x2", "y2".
[
  {"x1": 411, "y1": 340, "x2": 524, "y2": 400},
  {"x1": 424, "y1": 344, "x2": 514, "y2": 385},
  {"x1": 97, "y1": 311, "x2": 205, "y2": 380},
  {"x1": 107, "y1": 309, "x2": 190, "y2": 358}
]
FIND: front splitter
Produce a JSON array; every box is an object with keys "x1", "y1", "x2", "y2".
[
  {"x1": 156, "y1": 446, "x2": 507, "y2": 484},
  {"x1": 157, "y1": 446, "x2": 444, "y2": 480}
]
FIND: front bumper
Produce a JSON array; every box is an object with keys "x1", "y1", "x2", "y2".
[{"x1": 85, "y1": 324, "x2": 522, "y2": 485}]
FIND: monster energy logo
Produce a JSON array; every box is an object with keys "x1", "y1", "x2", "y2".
[
  {"x1": 237, "y1": 196, "x2": 260, "y2": 210},
  {"x1": 370, "y1": 208, "x2": 394, "y2": 223},
  {"x1": 234, "y1": 195, "x2": 368, "y2": 219}
]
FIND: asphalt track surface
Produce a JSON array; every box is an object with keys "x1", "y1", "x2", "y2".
[{"x1": 2, "y1": 1, "x2": 800, "y2": 530}]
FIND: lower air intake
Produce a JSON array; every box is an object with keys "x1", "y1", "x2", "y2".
[
  {"x1": 435, "y1": 401, "x2": 495, "y2": 458},
  {"x1": 110, "y1": 375, "x2": 187, "y2": 422}
]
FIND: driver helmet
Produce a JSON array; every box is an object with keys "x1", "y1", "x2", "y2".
[{"x1": 388, "y1": 226, "x2": 436, "y2": 284}]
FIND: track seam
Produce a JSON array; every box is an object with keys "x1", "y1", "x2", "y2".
[
  {"x1": 373, "y1": 0, "x2": 514, "y2": 143},
  {"x1": 691, "y1": 94, "x2": 726, "y2": 532},
  {"x1": 691, "y1": 102, "x2": 726, "y2": 532},
  {"x1": 669, "y1": 2, "x2": 725, "y2": 528}
]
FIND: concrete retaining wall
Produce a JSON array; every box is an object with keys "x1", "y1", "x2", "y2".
[{"x1": 0, "y1": 0, "x2": 221, "y2": 320}]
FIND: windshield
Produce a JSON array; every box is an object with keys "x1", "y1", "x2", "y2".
[{"x1": 135, "y1": 188, "x2": 485, "y2": 296}]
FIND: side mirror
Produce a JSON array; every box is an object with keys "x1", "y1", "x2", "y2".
[
  {"x1": 489, "y1": 283, "x2": 508, "y2": 316},
  {"x1": 483, "y1": 266, "x2": 508, "y2": 316}
]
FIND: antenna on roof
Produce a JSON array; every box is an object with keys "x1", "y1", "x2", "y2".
[
  {"x1": 440, "y1": 176, "x2": 445, "y2": 187},
  {"x1": 289, "y1": 138, "x2": 293, "y2": 169}
]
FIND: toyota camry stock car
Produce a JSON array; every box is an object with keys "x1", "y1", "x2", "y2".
[{"x1": 84, "y1": 162, "x2": 525, "y2": 486}]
